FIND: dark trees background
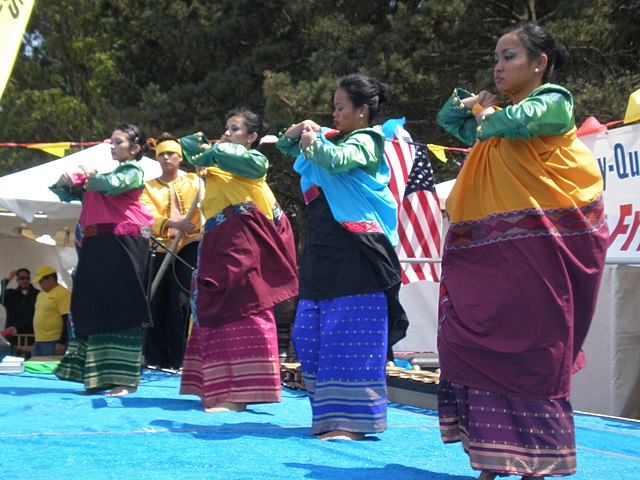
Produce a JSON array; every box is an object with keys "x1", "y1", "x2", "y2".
[{"x1": 1, "y1": 0, "x2": 638, "y2": 239}]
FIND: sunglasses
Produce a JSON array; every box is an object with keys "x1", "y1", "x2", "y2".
[{"x1": 17, "y1": 276, "x2": 30, "y2": 280}]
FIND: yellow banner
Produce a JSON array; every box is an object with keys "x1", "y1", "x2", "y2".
[
  {"x1": 26, "y1": 142, "x2": 71, "y2": 157},
  {"x1": 427, "y1": 144, "x2": 448, "y2": 163},
  {"x1": 0, "y1": 0, "x2": 35, "y2": 100}
]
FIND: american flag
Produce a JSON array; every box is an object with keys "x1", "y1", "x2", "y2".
[{"x1": 385, "y1": 128, "x2": 443, "y2": 284}]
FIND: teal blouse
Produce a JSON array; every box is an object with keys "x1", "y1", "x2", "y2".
[{"x1": 276, "y1": 127, "x2": 384, "y2": 178}]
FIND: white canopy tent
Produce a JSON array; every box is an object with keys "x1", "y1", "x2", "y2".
[
  {"x1": 0, "y1": 143, "x2": 160, "y2": 327},
  {"x1": 0, "y1": 142, "x2": 160, "y2": 224}
]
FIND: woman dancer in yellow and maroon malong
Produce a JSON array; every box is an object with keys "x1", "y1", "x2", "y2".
[
  {"x1": 178, "y1": 109, "x2": 298, "y2": 412},
  {"x1": 436, "y1": 23, "x2": 608, "y2": 479}
]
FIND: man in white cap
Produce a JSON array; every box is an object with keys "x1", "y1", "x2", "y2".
[{"x1": 32, "y1": 266, "x2": 71, "y2": 357}]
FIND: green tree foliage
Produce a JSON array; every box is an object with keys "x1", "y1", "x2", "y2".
[{"x1": 1, "y1": 0, "x2": 638, "y2": 241}]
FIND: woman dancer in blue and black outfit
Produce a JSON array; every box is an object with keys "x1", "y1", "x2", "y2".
[{"x1": 277, "y1": 73, "x2": 403, "y2": 441}]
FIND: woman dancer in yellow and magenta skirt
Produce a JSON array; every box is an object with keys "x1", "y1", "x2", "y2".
[{"x1": 179, "y1": 109, "x2": 298, "y2": 413}]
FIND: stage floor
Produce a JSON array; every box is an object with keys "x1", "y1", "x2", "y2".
[{"x1": 1, "y1": 370, "x2": 639, "y2": 479}]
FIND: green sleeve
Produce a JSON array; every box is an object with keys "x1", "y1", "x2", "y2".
[
  {"x1": 305, "y1": 132, "x2": 381, "y2": 175},
  {"x1": 86, "y1": 162, "x2": 145, "y2": 195},
  {"x1": 275, "y1": 130, "x2": 303, "y2": 158},
  {"x1": 49, "y1": 184, "x2": 84, "y2": 202},
  {"x1": 477, "y1": 88, "x2": 574, "y2": 141},
  {"x1": 180, "y1": 133, "x2": 215, "y2": 167},
  {"x1": 180, "y1": 133, "x2": 268, "y2": 178},
  {"x1": 436, "y1": 88, "x2": 478, "y2": 146},
  {"x1": 209, "y1": 143, "x2": 269, "y2": 179}
]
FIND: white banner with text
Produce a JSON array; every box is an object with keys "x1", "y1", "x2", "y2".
[{"x1": 581, "y1": 123, "x2": 640, "y2": 262}]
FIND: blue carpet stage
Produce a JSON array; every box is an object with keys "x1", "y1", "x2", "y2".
[{"x1": 1, "y1": 370, "x2": 639, "y2": 479}]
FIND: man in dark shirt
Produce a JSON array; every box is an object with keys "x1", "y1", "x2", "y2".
[{"x1": 1, "y1": 268, "x2": 40, "y2": 347}]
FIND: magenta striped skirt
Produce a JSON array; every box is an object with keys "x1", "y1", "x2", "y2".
[
  {"x1": 438, "y1": 378, "x2": 577, "y2": 477},
  {"x1": 179, "y1": 309, "x2": 281, "y2": 408}
]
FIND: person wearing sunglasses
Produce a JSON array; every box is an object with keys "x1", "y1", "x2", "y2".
[{"x1": 1, "y1": 268, "x2": 39, "y2": 351}]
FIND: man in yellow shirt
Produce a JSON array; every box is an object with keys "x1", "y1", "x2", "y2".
[
  {"x1": 32, "y1": 266, "x2": 70, "y2": 357},
  {"x1": 140, "y1": 133, "x2": 202, "y2": 370}
]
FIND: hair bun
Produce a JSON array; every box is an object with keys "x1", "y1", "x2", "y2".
[
  {"x1": 554, "y1": 42, "x2": 569, "y2": 71},
  {"x1": 377, "y1": 83, "x2": 390, "y2": 105}
]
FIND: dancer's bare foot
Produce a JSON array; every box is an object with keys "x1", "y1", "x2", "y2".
[
  {"x1": 318, "y1": 430, "x2": 365, "y2": 441},
  {"x1": 104, "y1": 386, "x2": 137, "y2": 396},
  {"x1": 204, "y1": 402, "x2": 247, "y2": 413},
  {"x1": 478, "y1": 472, "x2": 497, "y2": 480},
  {"x1": 79, "y1": 387, "x2": 104, "y2": 395}
]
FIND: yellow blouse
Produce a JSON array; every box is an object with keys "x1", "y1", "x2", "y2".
[{"x1": 200, "y1": 166, "x2": 277, "y2": 221}]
